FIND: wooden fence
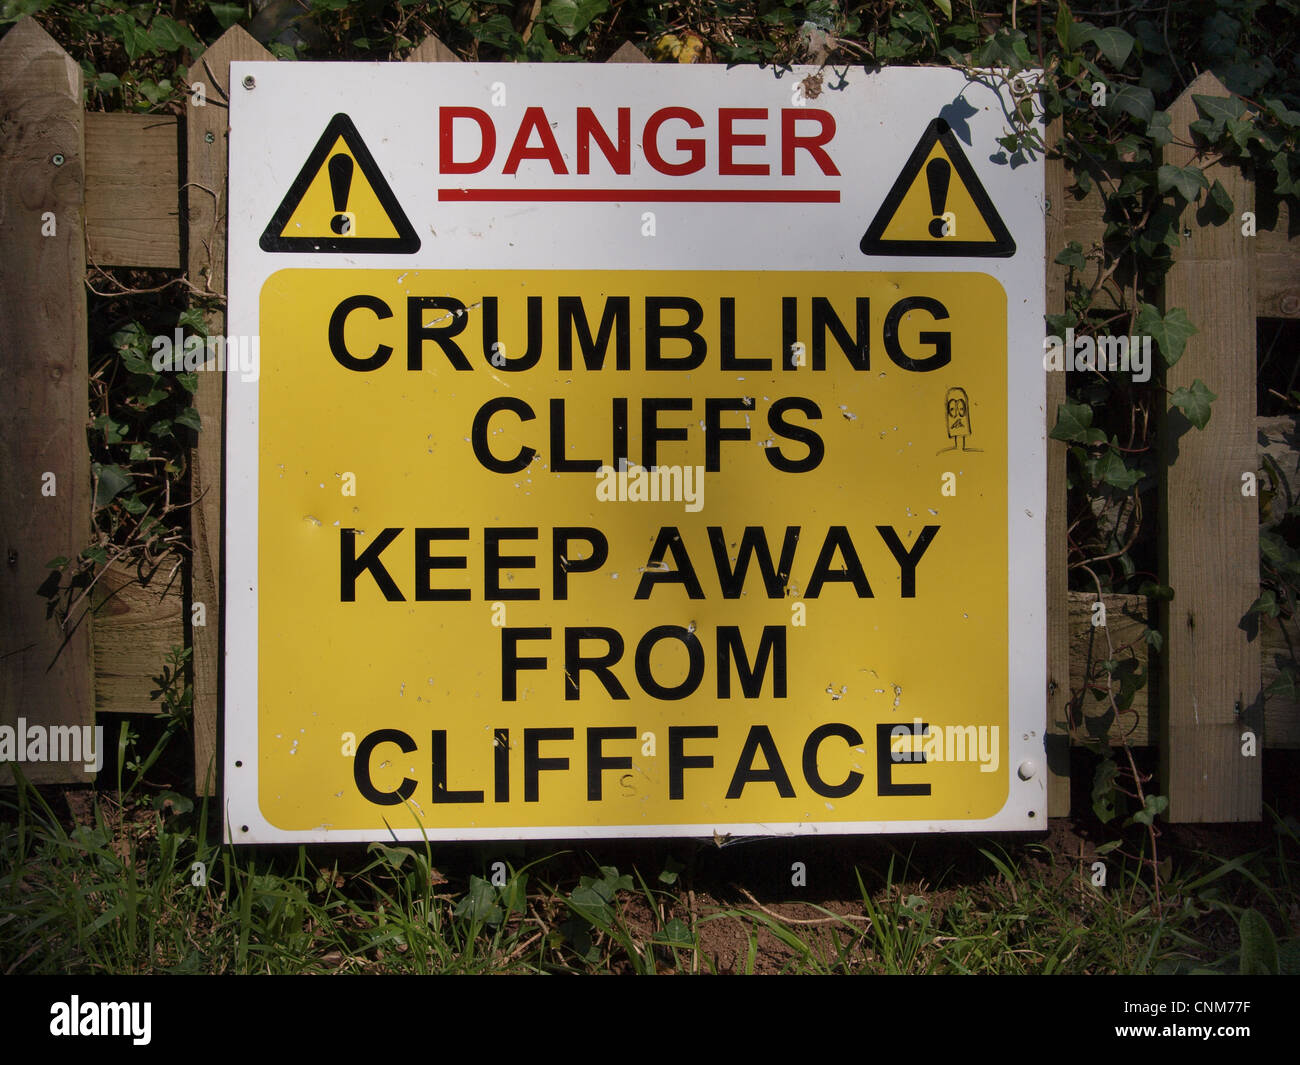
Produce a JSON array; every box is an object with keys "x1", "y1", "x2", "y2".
[{"x1": 2, "y1": 17, "x2": 1297, "y2": 821}]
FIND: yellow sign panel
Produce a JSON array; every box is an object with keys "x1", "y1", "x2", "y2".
[{"x1": 255, "y1": 269, "x2": 1007, "y2": 833}]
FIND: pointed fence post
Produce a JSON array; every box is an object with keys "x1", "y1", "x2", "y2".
[
  {"x1": 0, "y1": 18, "x2": 92, "y2": 784},
  {"x1": 1159, "y1": 73, "x2": 1260, "y2": 822}
]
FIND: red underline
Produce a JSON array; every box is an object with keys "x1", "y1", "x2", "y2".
[{"x1": 438, "y1": 188, "x2": 840, "y2": 203}]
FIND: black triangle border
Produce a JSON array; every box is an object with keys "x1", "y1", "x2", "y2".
[
  {"x1": 860, "y1": 118, "x2": 1015, "y2": 258},
  {"x1": 260, "y1": 113, "x2": 421, "y2": 254}
]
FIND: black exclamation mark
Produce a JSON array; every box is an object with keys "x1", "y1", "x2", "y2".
[
  {"x1": 328, "y1": 153, "x2": 354, "y2": 235},
  {"x1": 926, "y1": 157, "x2": 951, "y2": 239}
]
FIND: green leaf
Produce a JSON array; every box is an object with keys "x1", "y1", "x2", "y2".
[
  {"x1": 1109, "y1": 84, "x2": 1154, "y2": 124},
  {"x1": 176, "y1": 307, "x2": 209, "y2": 336},
  {"x1": 454, "y1": 875, "x2": 504, "y2": 926},
  {"x1": 1156, "y1": 163, "x2": 1210, "y2": 202},
  {"x1": 1050, "y1": 399, "x2": 1093, "y2": 442},
  {"x1": 208, "y1": 3, "x2": 244, "y2": 30},
  {"x1": 542, "y1": 0, "x2": 609, "y2": 39},
  {"x1": 1054, "y1": 242, "x2": 1086, "y2": 270},
  {"x1": 1208, "y1": 178, "x2": 1234, "y2": 217},
  {"x1": 1136, "y1": 304, "x2": 1198, "y2": 366},
  {"x1": 1266, "y1": 669, "x2": 1298, "y2": 700},
  {"x1": 1090, "y1": 26, "x2": 1134, "y2": 69},
  {"x1": 1128, "y1": 793, "x2": 1168, "y2": 826},
  {"x1": 1145, "y1": 110, "x2": 1173, "y2": 148},
  {"x1": 1095, "y1": 450, "x2": 1143, "y2": 490},
  {"x1": 1055, "y1": 0, "x2": 1073, "y2": 50},
  {"x1": 1067, "y1": 20, "x2": 1097, "y2": 53},
  {"x1": 111, "y1": 13, "x2": 153, "y2": 60},
  {"x1": 1265, "y1": 97, "x2": 1300, "y2": 127},
  {"x1": 1144, "y1": 628, "x2": 1163, "y2": 653},
  {"x1": 1171, "y1": 379, "x2": 1217, "y2": 430},
  {"x1": 1137, "y1": 581, "x2": 1175, "y2": 602},
  {"x1": 46, "y1": 556, "x2": 69, "y2": 569},
  {"x1": 175, "y1": 407, "x2": 203, "y2": 431},
  {"x1": 1193, "y1": 92, "x2": 1247, "y2": 130},
  {"x1": 652, "y1": 918, "x2": 694, "y2": 946},
  {"x1": 932, "y1": 0, "x2": 952, "y2": 18},
  {"x1": 149, "y1": 15, "x2": 201, "y2": 54},
  {"x1": 1250, "y1": 589, "x2": 1281, "y2": 618},
  {"x1": 93, "y1": 463, "x2": 134, "y2": 507},
  {"x1": 1091, "y1": 758, "x2": 1119, "y2": 823},
  {"x1": 1238, "y1": 909, "x2": 1279, "y2": 975}
]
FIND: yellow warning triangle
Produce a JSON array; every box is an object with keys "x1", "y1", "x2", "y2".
[
  {"x1": 860, "y1": 118, "x2": 1014, "y2": 258},
  {"x1": 261, "y1": 113, "x2": 419, "y2": 253}
]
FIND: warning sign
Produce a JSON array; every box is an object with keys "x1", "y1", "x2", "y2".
[
  {"x1": 860, "y1": 118, "x2": 1016, "y2": 258},
  {"x1": 225, "y1": 64, "x2": 1045, "y2": 843},
  {"x1": 261, "y1": 113, "x2": 420, "y2": 253}
]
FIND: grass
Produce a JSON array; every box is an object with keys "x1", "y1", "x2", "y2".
[{"x1": 2, "y1": 766, "x2": 1297, "y2": 975}]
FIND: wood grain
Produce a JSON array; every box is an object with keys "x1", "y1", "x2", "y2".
[
  {"x1": 91, "y1": 557, "x2": 184, "y2": 714},
  {"x1": 84, "y1": 113, "x2": 179, "y2": 268},
  {"x1": 1160, "y1": 73, "x2": 1261, "y2": 821},
  {"x1": 0, "y1": 18, "x2": 92, "y2": 784},
  {"x1": 186, "y1": 25, "x2": 272, "y2": 795}
]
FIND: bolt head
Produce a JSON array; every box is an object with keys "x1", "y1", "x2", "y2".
[{"x1": 242, "y1": 75, "x2": 256, "y2": 90}]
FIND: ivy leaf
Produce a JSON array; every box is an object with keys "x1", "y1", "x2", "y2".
[
  {"x1": 1055, "y1": 0, "x2": 1074, "y2": 50},
  {"x1": 1095, "y1": 450, "x2": 1143, "y2": 490},
  {"x1": 1250, "y1": 589, "x2": 1281, "y2": 618},
  {"x1": 1192, "y1": 92, "x2": 1247, "y2": 131},
  {"x1": 1054, "y1": 242, "x2": 1086, "y2": 270},
  {"x1": 1136, "y1": 304, "x2": 1198, "y2": 366},
  {"x1": 1272, "y1": 154, "x2": 1300, "y2": 198},
  {"x1": 1264, "y1": 97, "x2": 1300, "y2": 127},
  {"x1": 1109, "y1": 84, "x2": 1154, "y2": 124},
  {"x1": 1128, "y1": 793, "x2": 1169, "y2": 826},
  {"x1": 177, "y1": 307, "x2": 209, "y2": 336},
  {"x1": 1157, "y1": 163, "x2": 1210, "y2": 202},
  {"x1": 543, "y1": 0, "x2": 610, "y2": 39},
  {"x1": 175, "y1": 407, "x2": 203, "y2": 431},
  {"x1": 1067, "y1": 19, "x2": 1098, "y2": 53},
  {"x1": 1171, "y1": 379, "x2": 1217, "y2": 430},
  {"x1": 1207, "y1": 178, "x2": 1234, "y2": 217},
  {"x1": 93, "y1": 463, "x2": 134, "y2": 507},
  {"x1": 1091, "y1": 758, "x2": 1119, "y2": 823},
  {"x1": 1137, "y1": 581, "x2": 1175, "y2": 602},
  {"x1": 1145, "y1": 110, "x2": 1173, "y2": 148},
  {"x1": 1050, "y1": 399, "x2": 1093, "y2": 442},
  {"x1": 1090, "y1": 26, "x2": 1134, "y2": 70},
  {"x1": 1266, "y1": 669, "x2": 1298, "y2": 700},
  {"x1": 208, "y1": 3, "x2": 244, "y2": 30},
  {"x1": 149, "y1": 15, "x2": 201, "y2": 54},
  {"x1": 1145, "y1": 628, "x2": 1163, "y2": 653}
]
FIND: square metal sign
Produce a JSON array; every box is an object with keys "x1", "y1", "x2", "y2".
[{"x1": 225, "y1": 62, "x2": 1046, "y2": 842}]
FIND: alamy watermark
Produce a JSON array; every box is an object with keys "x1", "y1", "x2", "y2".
[
  {"x1": 1043, "y1": 328, "x2": 1152, "y2": 383},
  {"x1": 0, "y1": 718, "x2": 104, "y2": 772},
  {"x1": 595, "y1": 458, "x2": 705, "y2": 513},
  {"x1": 151, "y1": 329, "x2": 259, "y2": 383},
  {"x1": 889, "y1": 719, "x2": 1000, "y2": 773},
  {"x1": 50, "y1": 996, "x2": 151, "y2": 1045}
]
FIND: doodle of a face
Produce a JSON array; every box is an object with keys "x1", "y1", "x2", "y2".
[{"x1": 946, "y1": 391, "x2": 970, "y2": 438}]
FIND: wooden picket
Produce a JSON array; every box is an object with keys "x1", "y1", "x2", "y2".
[{"x1": 1, "y1": 16, "x2": 1297, "y2": 822}]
